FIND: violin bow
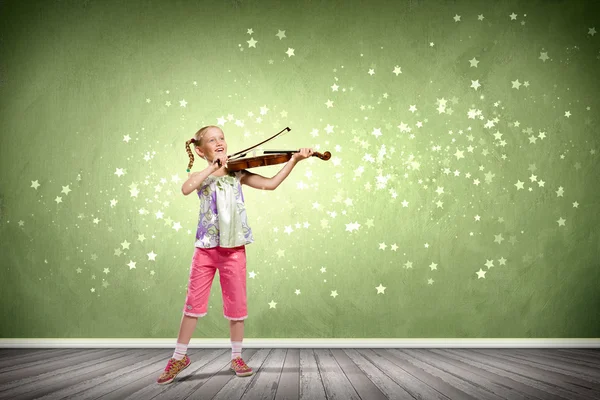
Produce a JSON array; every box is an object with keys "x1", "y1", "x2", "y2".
[
  {"x1": 263, "y1": 149, "x2": 332, "y2": 160},
  {"x1": 227, "y1": 127, "x2": 291, "y2": 161}
]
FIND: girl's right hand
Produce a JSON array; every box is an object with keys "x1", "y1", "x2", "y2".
[{"x1": 211, "y1": 154, "x2": 229, "y2": 171}]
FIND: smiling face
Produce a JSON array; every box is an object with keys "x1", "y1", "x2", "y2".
[{"x1": 195, "y1": 126, "x2": 227, "y2": 162}]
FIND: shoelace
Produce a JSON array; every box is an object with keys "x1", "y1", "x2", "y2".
[{"x1": 165, "y1": 357, "x2": 184, "y2": 371}]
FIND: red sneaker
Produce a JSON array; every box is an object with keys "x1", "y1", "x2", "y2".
[
  {"x1": 156, "y1": 355, "x2": 191, "y2": 385},
  {"x1": 230, "y1": 356, "x2": 253, "y2": 377}
]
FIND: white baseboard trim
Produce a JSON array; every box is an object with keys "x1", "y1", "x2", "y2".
[{"x1": 0, "y1": 338, "x2": 598, "y2": 348}]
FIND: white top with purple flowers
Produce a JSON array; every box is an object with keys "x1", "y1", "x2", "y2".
[{"x1": 194, "y1": 171, "x2": 254, "y2": 248}]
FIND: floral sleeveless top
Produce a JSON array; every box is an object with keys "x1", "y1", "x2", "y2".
[{"x1": 194, "y1": 171, "x2": 254, "y2": 248}]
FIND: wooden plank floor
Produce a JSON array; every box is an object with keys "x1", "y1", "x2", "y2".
[{"x1": 0, "y1": 348, "x2": 599, "y2": 400}]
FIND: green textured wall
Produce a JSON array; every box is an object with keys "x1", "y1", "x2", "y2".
[{"x1": 1, "y1": 0, "x2": 599, "y2": 339}]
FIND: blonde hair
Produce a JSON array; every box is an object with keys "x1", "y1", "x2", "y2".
[{"x1": 185, "y1": 125, "x2": 220, "y2": 172}]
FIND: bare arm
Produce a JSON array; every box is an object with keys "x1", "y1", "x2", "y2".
[
  {"x1": 182, "y1": 164, "x2": 222, "y2": 195},
  {"x1": 182, "y1": 152, "x2": 230, "y2": 195},
  {"x1": 182, "y1": 169, "x2": 211, "y2": 195},
  {"x1": 240, "y1": 159, "x2": 298, "y2": 190}
]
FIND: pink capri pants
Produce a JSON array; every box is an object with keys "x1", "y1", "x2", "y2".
[{"x1": 183, "y1": 245, "x2": 247, "y2": 320}]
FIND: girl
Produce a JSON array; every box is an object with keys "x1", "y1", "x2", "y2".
[{"x1": 157, "y1": 125, "x2": 313, "y2": 385}]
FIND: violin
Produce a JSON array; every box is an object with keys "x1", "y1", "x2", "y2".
[
  {"x1": 226, "y1": 150, "x2": 331, "y2": 172},
  {"x1": 214, "y1": 127, "x2": 331, "y2": 171}
]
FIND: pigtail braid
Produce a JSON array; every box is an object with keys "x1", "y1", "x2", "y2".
[{"x1": 185, "y1": 138, "x2": 196, "y2": 172}]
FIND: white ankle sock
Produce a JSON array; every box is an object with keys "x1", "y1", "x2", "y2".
[
  {"x1": 231, "y1": 340, "x2": 242, "y2": 360},
  {"x1": 173, "y1": 342, "x2": 188, "y2": 360}
]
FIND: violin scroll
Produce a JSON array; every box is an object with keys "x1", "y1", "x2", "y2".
[{"x1": 313, "y1": 151, "x2": 331, "y2": 161}]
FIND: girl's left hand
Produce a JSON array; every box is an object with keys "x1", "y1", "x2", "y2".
[{"x1": 292, "y1": 148, "x2": 314, "y2": 161}]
